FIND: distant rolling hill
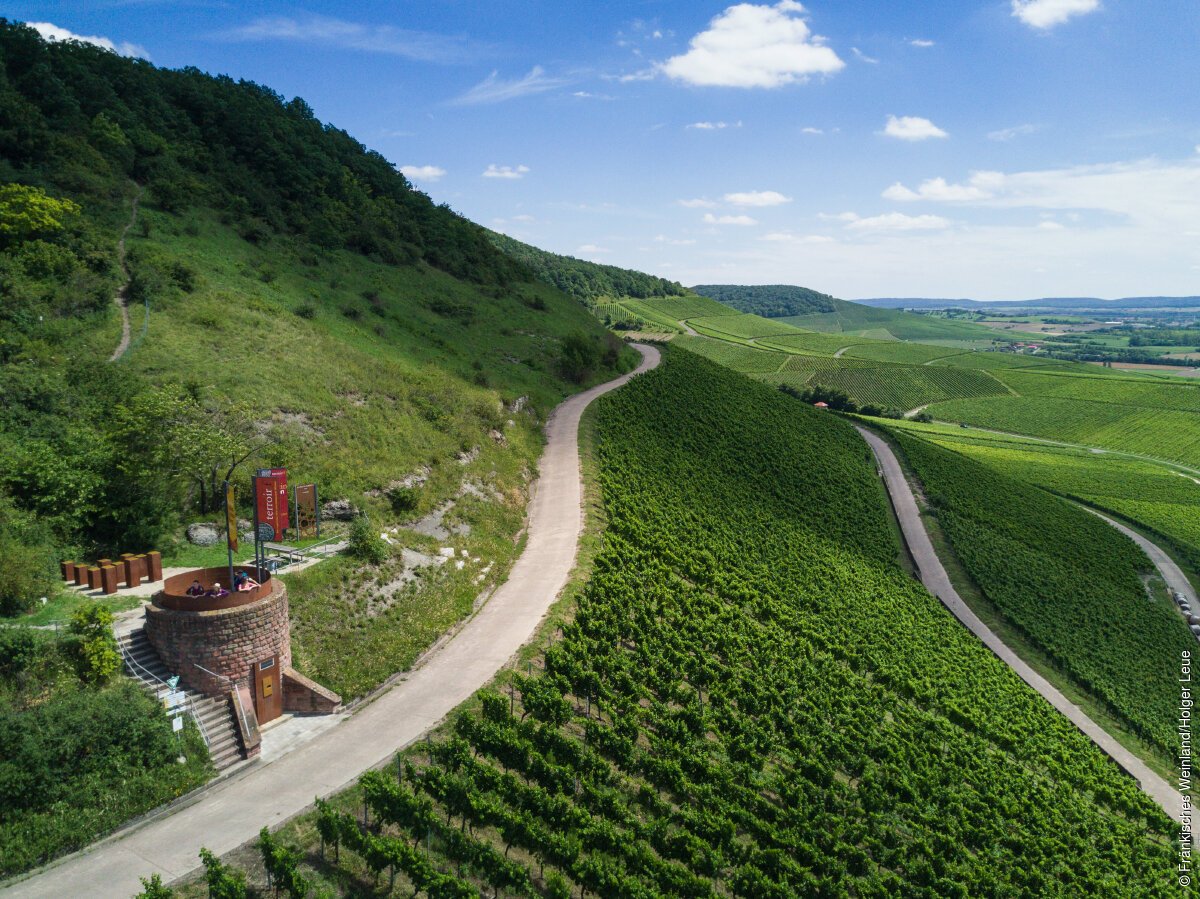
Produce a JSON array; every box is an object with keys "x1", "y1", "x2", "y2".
[
  {"x1": 861, "y1": 296, "x2": 1200, "y2": 312},
  {"x1": 692, "y1": 284, "x2": 1006, "y2": 343}
]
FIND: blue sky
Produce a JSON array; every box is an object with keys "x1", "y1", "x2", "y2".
[{"x1": 15, "y1": 1, "x2": 1200, "y2": 299}]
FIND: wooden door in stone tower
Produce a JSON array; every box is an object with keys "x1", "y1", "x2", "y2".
[{"x1": 253, "y1": 655, "x2": 283, "y2": 724}]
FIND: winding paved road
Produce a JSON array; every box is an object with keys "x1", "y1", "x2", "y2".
[
  {"x1": 107, "y1": 188, "x2": 141, "y2": 364},
  {"x1": 5, "y1": 345, "x2": 660, "y2": 899},
  {"x1": 855, "y1": 425, "x2": 1181, "y2": 820}
]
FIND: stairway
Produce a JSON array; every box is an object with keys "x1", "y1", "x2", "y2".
[{"x1": 116, "y1": 628, "x2": 245, "y2": 770}]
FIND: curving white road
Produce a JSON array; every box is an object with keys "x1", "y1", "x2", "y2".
[
  {"x1": 855, "y1": 425, "x2": 1181, "y2": 820},
  {"x1": 4, "y1": 345, "x2": 660, "y2": 899}
]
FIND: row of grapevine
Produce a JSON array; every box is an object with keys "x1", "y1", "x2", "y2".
[
  {"x1": 927, "y1": 394, "x2": 1200, "y2": 468},
  {"x1": 671, "y1": 336, "x2": 788, "y2": 373},
  {"x1": 685, "y1": 314, "x2": 805, "y2": 340},
  {"x1": 888, "y1": 429, "x2": 1196, "y2": 757},
  {"x1": 883, "y1": 419, "x2": 1200, "y2": 587}
]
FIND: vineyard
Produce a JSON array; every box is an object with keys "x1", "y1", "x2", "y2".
[
  {"x1": 883, "y1": 420, "x2": 1200, "y2": 578},
  {"x1": 889, "y1": 430, "x2": 1195, "y2": 758},
  {"x1": 842, "y1": 343, "x2": 969, "y2": 366},
  {"x1": 926, "y1": 395, "x2": 1200, "y2": 468},
  {"x1": 755, "y1": 331, "x2": 866, "y2": 356},
  {"x1": 995, "y1": 369, "x2": 1200, "y2": 412},
  {"x1": 201, "y1": 349, "x2": 1179, "y2": 897},
  {"x1": 671, "y1": 336, "x2": 787, "y2": 373},
  {"x1": 637, "y1": 295, "x2": 734, "y2": 321},
  {"x1": 760, "y1": 358, "x2": 1007, "y2": 412},
  {"x1": 686, "y1": 314, "x2": 808, "y2": 340}
]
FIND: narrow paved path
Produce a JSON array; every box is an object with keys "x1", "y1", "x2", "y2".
[
  {"x1": 5, "y1": 345, "x2": 660, "y2": 899},
  {"x1": 1082, "y1": 506, "x2": 1198, "y2": 605},
  {"x1": 107, "y1": 187, "x2": 142, "y2": 363},
  {"x1": 855, "y1": 425, "x2": 1181, "y2": 820}
]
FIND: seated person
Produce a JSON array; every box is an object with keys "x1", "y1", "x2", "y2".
[
  {"x1": 205, "y1": 581, "x2": 229, "y2": 598},
  {"x1": 233, "y1": 571, "x2": 260, "y2": 592},
  {"x1": 185, "y1": 579, "x2": 204, "y2": 596}
]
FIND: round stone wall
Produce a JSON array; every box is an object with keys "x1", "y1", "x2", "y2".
[{"x1": 145, "y1": 566, "x2": 291, "y2": 696}]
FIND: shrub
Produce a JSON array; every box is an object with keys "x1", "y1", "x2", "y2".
[
  {"x1": 134, "y1": 874, "x2": 174, "y2": 899},
  {"x1": 0, "y1": 496, "x2": 59, "y2": 617},
  {"x1": 386, "y1": 485, "x2": 420, "y2": 514},
  {"x1": 294, "y1": 302, "x2": 316, "y2": 319},
  {"x1": 199, "y1": 848, "x2": 248, "y2": 899},
  {"x1": 348, "y1": 514, "x2": 388, "y2": 565},
  {"x1": 68, "y1": 604, "x2": 119, "y2": 685}
]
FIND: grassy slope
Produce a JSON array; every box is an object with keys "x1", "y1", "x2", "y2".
[{"x1": 119, "y1": 205, "x2": 635, "y2": 700}]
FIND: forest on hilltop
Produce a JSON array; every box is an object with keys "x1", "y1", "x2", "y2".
[
  {"x1": 489, "y1": 230, "x2": 689, "y2": 304},
  {"x1": 691, "y1": 283, "x2": 838, "y2": 318}
]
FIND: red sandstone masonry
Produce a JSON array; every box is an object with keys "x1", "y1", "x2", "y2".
[{"x1": 145, "y1": 580, "x2": 291, "y2": 696}]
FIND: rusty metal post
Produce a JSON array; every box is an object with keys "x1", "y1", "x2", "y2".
[
  {"x1": 61, "y1": 561, "x2": 74, "y2": 581},
  {"x1": 100, "y1": 565, "x2": 119, "y2": 595},
  {"x1": 123, "y1": 557, "x2": 141, "y2": 589},
  {"x1": 146, "y1": 550, "x2": 163, "y2": 582},
  {"x1": 87, "y1": 567, "x2": 102, "y2": 590},
  {"x1": 74, "y1": 564, "x2": 89, "y2": 587}
]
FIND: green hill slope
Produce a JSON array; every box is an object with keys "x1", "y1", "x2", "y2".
[
  {"x1": 691, "y1": 284, "x2": 1008, "y2": 342},
  {"x1": 0, "y1": 21, "x2": 633, "y2": 871},
  {"x1": 292, "y1": 350, "x2": 1175, "y2": 896}
]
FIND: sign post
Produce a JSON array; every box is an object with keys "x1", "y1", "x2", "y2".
[{"x1": 224, "y1": 481, "x2": 237, "y2": 591}]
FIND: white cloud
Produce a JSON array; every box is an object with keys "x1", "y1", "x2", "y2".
[
  {"x1": 723, "y1": 190, "x2": 792, "y2": 207},
  {"x1": 883, "y1": 175, "x2": 999, "y2": 202},
  {"x1": 29, "y1": 21, "x2": 148, "y2": 58},
  {"x1": 910, "y1": 38, "x2": 935, "y2": 47},
  {"x1": 882, "y1": 115, "x2": 948, "y2": 141},
  {"x1": 572, "y1": 91, "x2": 614, "y2": 100},
  {"x1": 482, "y1": 164, "x2": 530, "y2": 180},
  {"x1": 452, "y1": 67, "x2": 566, "y2": 105},
  {"x1": 1038, "y1": 220, "x2": 1066, "y2": 230},
  {"x1": 576, "y1": 244, "x2": 609, "y2": 254},
  {"x1": 875, "y1": 158, "x2": 1200, "y2": 238},
  {"x1": 399, "y1": 165, "x2": 446, "y2": 183},
  {"x1": 762, "y1": 232, "x2": 834, "y2": 244},
  {"x1": 851, "y1": 47, "x2": 879, "y2": 64},
  {"x1": 800, "y1": 126, "x2": 824, "y2": 135},
  {"x1": 660, "y1": 1, "x2": 844, "y2": 88},
  {"x1": 703, "y1": 213, "x2": 759, "y2": 226},
  {"x1": 1011, "y1": 0, "x2": 1101, "y2": 30},
  {"x1": 988, "y1": 123, "x2": 1037, "y2": 141},
  {"x1": 840, "y1": 212, "x2": 952, "y2": 231},
  {"x1": 655, "y1": 234, "x2": 697, "y2": 245},
  {"x1": 679, "y1": 198, "x2": 718, "y2": 208},
  {"x1": 687, "y1": 120, "x2": 742, "y2": 130},
  {"x1": 220, "y1": 14, "x2": 485, "y2": 63}
]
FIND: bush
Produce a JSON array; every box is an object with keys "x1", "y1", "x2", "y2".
[
  {"x1": 134, "y1": 874, "x2": 174, "y2": 899},
  {"x1": 348, "y1": 514, "x2": 388, "y2": 565},
  {"x1": 387, "y1": 485, "x2": 420, "y2": 514},
  {"x1": 68, "y1": 604, "x2": 119, "y2": 684},
  {"x1": 0, "y1": 495, "x2": 59, "y2": 617}
]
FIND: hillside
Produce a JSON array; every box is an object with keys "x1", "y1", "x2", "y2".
[
  {"x1": 488, "y1": 230, "x2": 688, "y2": 305},
  {"x1": 0, "y1": 20, "x2": 633, "y2": 872},
  {"x1": 223, "y1": 349, "x2": 1178, "y2": 896},
  {"x1": 690, "y1": 283, "x2": 837, "y2": 318},
  {"x1": 691, "y1": 284, "x2": 1006, "y2": 342}
]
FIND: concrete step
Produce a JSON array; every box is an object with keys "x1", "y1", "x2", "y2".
[{"x1": 117, "y1": 626, "x2": 248, "y2": 771}]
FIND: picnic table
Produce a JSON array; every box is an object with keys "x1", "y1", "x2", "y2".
[{"x1": 262, "y1": 541, "x2": 305, "y2": 564}]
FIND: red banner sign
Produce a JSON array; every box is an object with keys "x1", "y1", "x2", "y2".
[
  {"x1": 270, "y1": 468, "x2": 288, "y2": 537},
  {"x1": 254, "y1": 477, "x2": 282, "y2": 541}
]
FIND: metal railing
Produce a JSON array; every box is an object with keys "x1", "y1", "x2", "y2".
[
  {"x1": 117, "y1": 635, "x2": 211, "y2": 750},
  {"x1": 192, "y1": 662, "x2": 255, "y2": 744}
]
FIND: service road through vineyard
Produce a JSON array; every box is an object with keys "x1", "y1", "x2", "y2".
[
  {"x1": 4, "y1": 347, "x2": 660, "y2": 899},
  {"x1": 855, "y1": 425, "x2": 1180, "y2": 818}
]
